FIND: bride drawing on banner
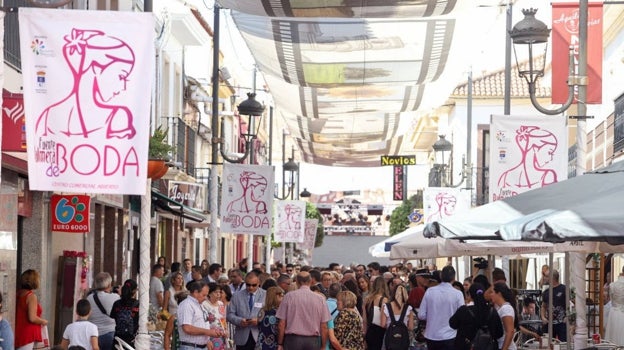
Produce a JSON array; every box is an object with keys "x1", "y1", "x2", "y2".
[
  {"x1": 226, "y1": 171, "x2": 269, "y2": 215},
  {"x1": 496, "y1": 126, "x2": 558, "y2": 199},
  {"x1": 36, "y1": 29, "x2": 136, "y2": 139},
  {"x1": 426, "y1": 192, "x2": 457, "y2": 223}
]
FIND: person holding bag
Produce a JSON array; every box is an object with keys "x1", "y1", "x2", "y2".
[
  {"x1": 380, "y1": 285, "x2": 414, "y2": 350},
  {"x1": 15, "y1": 269, "x2": 48, "y2": 350},
  {"x1": 449, "y1": 283, "x2": 503, "y2": 350},
  {"x1": 362, "y1": 277, "x2": 389, "y2": 350}
]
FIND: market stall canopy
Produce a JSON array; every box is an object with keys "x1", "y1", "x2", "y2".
[
  {"x1": 424, "y1": 161, "x2": 624, "y2": 245},
  {"x1": 368, "y1": 224, "x2": 424, "y2": 258},
  {"x1": 225, "y1": 1, "x2": 477, "y2": 166}
]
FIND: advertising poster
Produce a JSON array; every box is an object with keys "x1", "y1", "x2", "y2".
[
  {"x1": 489, "y1": 114, "x2": 568, "y2": 202},
  {"x1": 19, "y1": 8, "x2": 154, "y2": 194},
  {"x1": 423, "y1": 187, "x2": 470, "y2": 224},
  {"x1": 274, "y1": 200, "x2": 306, "y2": 243},
  {"x1": 221, "y1": 164, "x2": 274, "y2": 235}
]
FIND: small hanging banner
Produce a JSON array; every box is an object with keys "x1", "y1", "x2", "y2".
[
  {"x1": 274, "y1": 200, "x2": 306, "y2": 243},
  {"x1": 50, "y1": 194, "x2": 91, "y2": 233}
]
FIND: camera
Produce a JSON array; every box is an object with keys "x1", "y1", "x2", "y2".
[{"x1": 473, "y1": 257, "x2": 488, "y2": 270}]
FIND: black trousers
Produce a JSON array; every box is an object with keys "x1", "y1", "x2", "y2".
[{"x1": 236, "y1": 333, "x2": 256, "y2": 350}]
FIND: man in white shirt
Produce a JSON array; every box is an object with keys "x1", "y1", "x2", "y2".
[
  {"x1": 418, "y1": 265, "x2": 464, "y2": 350},
  {"x1": 177, "y1": 280, "x2": 226, "y2": 349}
]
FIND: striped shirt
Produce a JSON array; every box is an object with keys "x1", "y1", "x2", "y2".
[
  {"x1": 276, "y1": 285, "x2": 330, "y2": 336},
  {"x1": 177, "y1": 296, "x2": 211, "y2": 345}
]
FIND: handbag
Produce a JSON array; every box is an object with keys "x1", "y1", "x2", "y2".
[
  {"x1": 33, "y1": 325, "x2": 50, "y2": 350},
  {"x1": 371, "y1": 297, "x2": 384, "y2": 327}
]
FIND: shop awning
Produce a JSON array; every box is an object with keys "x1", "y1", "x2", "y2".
[{"x1": 151, "y1": 190, "x2": 208, "y2": 223}]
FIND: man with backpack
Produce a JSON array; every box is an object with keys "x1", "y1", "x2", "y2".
[{"x1": 418, "y1": 266, "x2": 465, "y2": 350}]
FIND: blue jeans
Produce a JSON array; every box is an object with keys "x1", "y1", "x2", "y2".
[{"x1": 99, "y1": 331, "x2": 115, "y2": 350}]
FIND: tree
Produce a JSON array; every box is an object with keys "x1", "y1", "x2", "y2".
[
  {"x1": 305, "y1": 201, "x2": 324, "y2": 247},
  {"x1": 389, "y1": 191, "x2": 423, "y2": 236}
]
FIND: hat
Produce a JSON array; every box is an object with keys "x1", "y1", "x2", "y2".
[{"x1": 414, "y1": 268, "x2": 431, "y2": 277}]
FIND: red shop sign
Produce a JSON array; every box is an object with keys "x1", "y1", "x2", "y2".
[{"x1": 50, "y1": 194, "x2": 91, "y2": 233}]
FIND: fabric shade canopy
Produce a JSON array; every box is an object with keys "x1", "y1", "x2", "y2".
[
  {"x1": 424, "y1": 161, "x2": 624, "y2": 245},
  {"x1": 225, "y1": 0, "x2": 475, "y2": 166}
]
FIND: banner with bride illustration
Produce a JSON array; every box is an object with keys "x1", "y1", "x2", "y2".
[
  {"x1": 221, "y1": 164, "x2": 275, "y2": 235},
  {"x1": 489, "y1": 114, "x2": 568, "y2": 202},
  {"x1": 19, "y1": 8, "x2": 154, "y2": 195},
  {"x1": 423, "y1": 187, "x2": 470, "y2": 224},
  {"x1": 297, "y1": 219, "x2": 319, "y2": 250},
  {"x1": 274, "y1": 200, "x2": 306, "y2": 243}
]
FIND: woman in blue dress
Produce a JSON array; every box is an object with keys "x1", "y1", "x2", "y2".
[{"x1": 255, "y1": 287, "x2": 284, "y2": 350}]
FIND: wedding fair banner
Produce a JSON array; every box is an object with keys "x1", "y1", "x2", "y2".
[
  {"x1": 221, "y1": 164, "x2": 275, "y2": 235},
  {"x1": 19, "y1": 8, "x2": 154, "y2": 195},
  {"x1": 297, "y1": 219, "x2": 319, "y2": 250},
  {"x1": 489, "y1": 114, "x2": 568, "y2": 202},
  {"x1": 274, "y1": 200, "x2": 306, "y2": 243},
  {"x1": 423, "y1": 187, "x2": 470, "y2": 224}
]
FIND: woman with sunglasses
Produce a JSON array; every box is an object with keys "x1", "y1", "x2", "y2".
[{"x1": 255, "y1": 287, "x2": 285, "y2": 350}]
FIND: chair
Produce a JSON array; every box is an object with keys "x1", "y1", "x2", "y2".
[{"x1": 115, "y1": 336, "x2": 135, "y2": 350}]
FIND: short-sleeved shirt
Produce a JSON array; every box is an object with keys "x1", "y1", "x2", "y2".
[
  {"x1": 87, "y1": 291, "x2": 120, "y2": 335},
  {"x1": 63, "y1": 320, "x2": 99, "y2": 350},
  {"x1": 496, "y1": 302, "x2": 517, "y2": 350},
  {"x1": 177, "y1": 296, "x2": 211, "y2": 345},
  {"x1": 150, "y1": 276, "x2": 165, "y2": 309},
  {"x1": 276, "y1": 286, "x2": 330, "y2": 336}
]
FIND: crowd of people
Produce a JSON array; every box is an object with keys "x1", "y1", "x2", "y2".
[{"x1": 5, "y1": 259, "x2": 624, "y2": 350}]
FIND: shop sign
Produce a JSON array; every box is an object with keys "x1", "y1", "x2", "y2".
[{"x1": 50, "y1": 194, "x2": 91, "y2": 233}]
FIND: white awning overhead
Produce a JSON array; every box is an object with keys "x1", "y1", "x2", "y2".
[{"x1": 224, "y1": 0, "x2": 475, "y2": 166}]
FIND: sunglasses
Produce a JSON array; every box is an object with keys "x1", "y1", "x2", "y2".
[{"x1": 247, "y1": 283, "x2": 259, "y2": 287}]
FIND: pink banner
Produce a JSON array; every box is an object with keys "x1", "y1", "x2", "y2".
[{"x1": 551, "y1": 2, "x2": 602, "y2": 104}]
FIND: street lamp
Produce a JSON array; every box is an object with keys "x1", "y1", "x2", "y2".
[
  {"x1": 429, "y1": 135, "x2": 453, "y2": 187},
  {"x1": 220, "y1": 92, "x2": 265, "y2": 163},
  {"x1": 300, "y1": 188, "x2": 311, "y2": 198},
  {"x1": 509, "y1": 8, "x2": 585, "y2": 115},
  {"x1": 276, "y1": 157, "x2": 299, "y2": 200},
  {"x1": 510, "y1": 3, "x2": 590, "y2": 347}
]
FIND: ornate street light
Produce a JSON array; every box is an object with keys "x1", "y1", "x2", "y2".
[
  {"x1": 219, "y1": 92, "x2": 265, "y2": 163},
  {"x1": 429, "y1": 135, "x2": 453, "y2": 187},
  {"x1": 510, "y1": 8, "x2": 585, "y2": 115},
  {"x1": 300, "y1": 188, "x2": 312, "y2": 198},
  {"x1": 276, "y1": 157, "x2": 299, "y2": 200}
]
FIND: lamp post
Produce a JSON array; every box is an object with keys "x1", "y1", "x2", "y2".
[
  {"x1": 275, "y1": 154, "x2": 299, "y2": 264},
  {"x1": 428, "y1": 135, "x2": 453, "y2": 187},
  {"x1": 510, "y1": 3, "x2": 588, "y2": 348}
]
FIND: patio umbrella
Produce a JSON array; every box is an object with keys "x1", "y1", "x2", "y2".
[
  {"x1": 368, "y1": 225, "x2": 424, "y2": 258},
  {"x1": 424, "y1": 161, "x2": 624, "y2": 245}
]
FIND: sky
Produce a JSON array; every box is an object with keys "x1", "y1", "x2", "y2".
[{"x1": 187, "y1": 0, "x2": 557, "y2": 195}]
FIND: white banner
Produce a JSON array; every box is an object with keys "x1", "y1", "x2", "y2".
[
  {"x1": 221, "y1": 164, "x2": 275, "y2": 235},
  {"x1": 19, "y1": 8, "x2": 154, "y2": 195},
  {"x1": 423, "y1": 187, "x2": 471, "y2": 224},
  {"x1": 274, "y1": 200, "x2": 306, "y2": 243},
  {"x1": 489, "y1": 115, "x2": 568, "y2": 202},
  {"x1": 298, "y1": 219, "x2": 319, "y2": 250}
]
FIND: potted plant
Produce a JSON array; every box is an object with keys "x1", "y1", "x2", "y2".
[{"x1": 147, "y1": 126, "x2": 175, "y2": 179}]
